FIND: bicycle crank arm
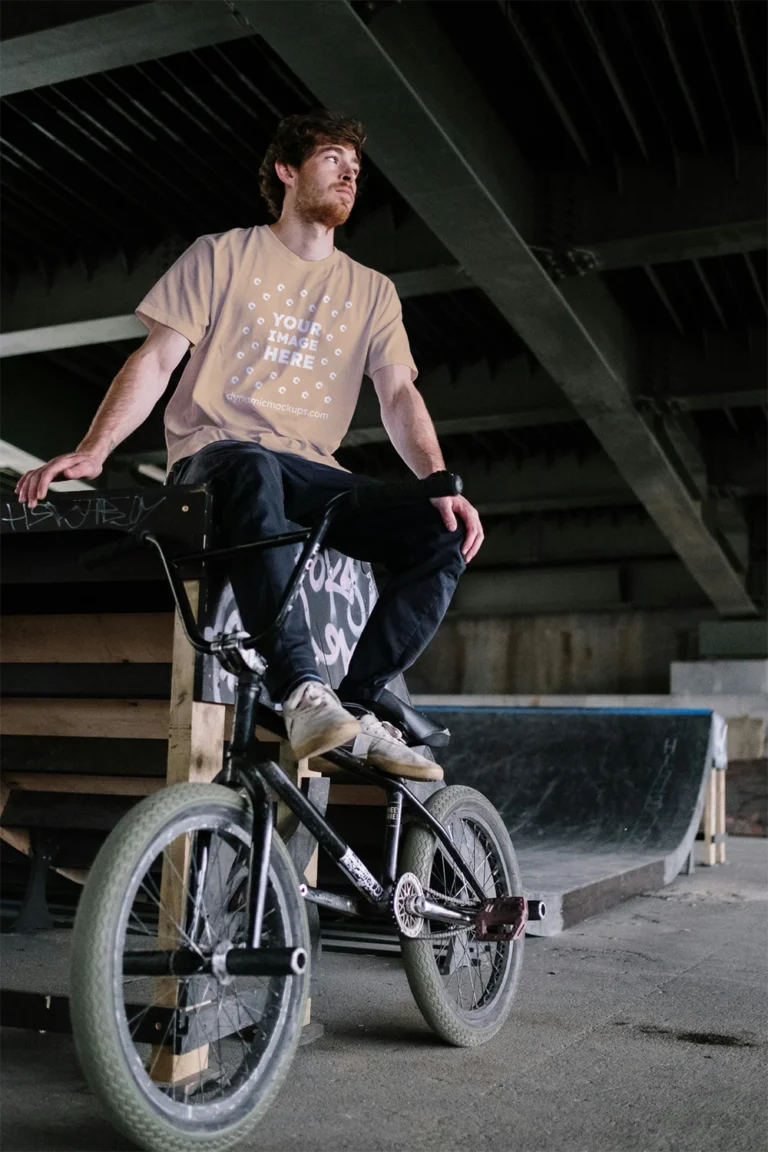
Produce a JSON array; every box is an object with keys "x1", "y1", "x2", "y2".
[
  {"x1": 413, "y1": 897, "x2": 475, "y2": 926},
  {"x1": 123, "y1": 946, "x2": 307, "y2": 978}
]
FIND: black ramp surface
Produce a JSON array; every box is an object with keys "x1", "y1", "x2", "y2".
[{"x1": 431, "y1": 707, "x2": 727, "y2": 935}]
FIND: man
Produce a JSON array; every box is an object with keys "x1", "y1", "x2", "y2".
[{"x1": 15, "y1": 111, "x2": 483, "y2": 780}]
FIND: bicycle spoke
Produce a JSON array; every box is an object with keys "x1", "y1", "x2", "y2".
[
  {"x1": 101, "y1": 802, "x2": 304, "y2": 1121},
  {"x1": 426, "y1": 814, "x2": 514, "y2": 1011}
]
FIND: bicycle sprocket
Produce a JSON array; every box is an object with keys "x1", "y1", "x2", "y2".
[{"x1": 392, "y1": 871, "x2": 425, "y2": 938}]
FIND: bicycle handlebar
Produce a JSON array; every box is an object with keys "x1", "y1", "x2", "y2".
[
  {"x1": 78, "y1": 471, "x2": 464, "y2": 658},
  {"x1": 348, "y1": 470, "x2": 462, "y2": 511}
]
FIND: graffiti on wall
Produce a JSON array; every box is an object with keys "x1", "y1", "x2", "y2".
[{"x1": 199, "y1": 546, "x2": 378, "y2": 705}]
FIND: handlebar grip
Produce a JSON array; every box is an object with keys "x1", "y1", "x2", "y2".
[
  {"x1": 351, "y1": 471, "x2": 463, "y2": 512},
  {"x1": 79, "y1": 531, "x2": 148, "y2": 571}
]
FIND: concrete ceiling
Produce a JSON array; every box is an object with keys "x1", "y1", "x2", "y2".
[{"x1": 0, "y1": 0, "x2": 765, "y2": 616}]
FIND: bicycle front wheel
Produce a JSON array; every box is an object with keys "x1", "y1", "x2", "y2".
[
  {"x1": 70, "y1": 783, "x2": 309, "y2": 1152},
  {"x1": 399, "y1": 785, "x2": 524, "y2": 1047}
]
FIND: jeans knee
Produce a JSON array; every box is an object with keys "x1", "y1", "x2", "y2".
[
  {"x1": 417, "y1": 519, "x2": 465, "y2": 581},
  {"x1": 443, "y1": 529, "x2": 467, "y2": 575}
]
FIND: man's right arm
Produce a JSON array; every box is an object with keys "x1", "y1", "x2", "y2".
[{"x1": 15, "y1": 322, "x2": 190, "y2": 508}]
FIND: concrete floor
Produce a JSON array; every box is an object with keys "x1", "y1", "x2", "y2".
[{"x1": 1, "y1": 838, "x2": 766, "y2": 1152}]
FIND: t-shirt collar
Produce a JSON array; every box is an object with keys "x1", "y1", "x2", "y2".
[{"x1": 261, "y1": 224, "x2": 340, "y2": 272}]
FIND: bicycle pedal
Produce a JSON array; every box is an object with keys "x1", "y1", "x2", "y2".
[{"x1": 474, "y1": 896, "x2": 528, "y2": 942}]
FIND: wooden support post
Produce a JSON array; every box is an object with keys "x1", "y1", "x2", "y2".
[
  {"x1": 151, "y1": 581, "x2": 226, "y2": 1083},
  {"x1": 716, "y1": 768, "x2": 727, "y2": 864},
  {"x1": 701, "y1": 768, "x2": 718, "y2": 867},
  {"x1": 166, "y1": 582, "x2": 227, "y2": 787}
]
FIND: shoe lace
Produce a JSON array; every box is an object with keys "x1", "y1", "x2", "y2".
[
  {"x1": 363, "y1": 713, "x2": 406, "y2": 745},
  {"x1": 291, "y1": 681, "x2": 329, "y2": 709}
]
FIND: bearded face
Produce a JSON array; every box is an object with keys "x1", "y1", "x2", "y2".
[
  {"x1": 294, "y1": 176, "x2": 352, "y2": 228},
  {"x1": 289, "y1": 143, "x2": 359, "y2": 228}
]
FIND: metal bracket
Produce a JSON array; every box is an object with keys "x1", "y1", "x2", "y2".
[
  {"x1": 12, "y1": 830, "x2": 56, "y2": 934},
  {"x1": 531, "y1": 246, "x2": 600, "y2": 281}
]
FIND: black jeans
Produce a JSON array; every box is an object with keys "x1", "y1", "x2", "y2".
[{"x1": 168, "y1": 441, "x2": 465, "y2": 703}]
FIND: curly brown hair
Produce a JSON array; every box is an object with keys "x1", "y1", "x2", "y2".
[{"x1": 259, "y1": 110, "x2": 366, "y2": 219}]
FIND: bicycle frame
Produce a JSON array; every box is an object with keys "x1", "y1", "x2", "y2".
[
  {"x1": 220, "y1": 669, "x2": 486, "y2": 948},
  {"x1": 138, "y1": 515, "x2": 489, "y2": 949}
]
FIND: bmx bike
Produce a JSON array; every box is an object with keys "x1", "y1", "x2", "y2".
[{"x1": 69, "y1": 471, "x2": 530, "y2": 1152}]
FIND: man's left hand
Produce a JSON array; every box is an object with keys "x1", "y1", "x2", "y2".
[{"x1": 431, "y1": 495, "x2": 484, "y2": 562}]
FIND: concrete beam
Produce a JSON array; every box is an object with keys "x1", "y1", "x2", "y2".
[
  {"x1": 0, "y1": 242, "x2": 469, "y2": 356},
  {"x1": 0, "y1": 316, "x2": 146, "y2": 358},
  {"x1": 0, "y1": 1, "x2": 250, "y2": 97},
  {"x1": 342, "y1": 332, "x2": 764, "y2": 446},
  {"x1": 347, "y1": 324, "x2": 768, "y2": 449},
  {"x1": 644, "y1": 331, "x2": 768, "y2": 414},
  {"x1": 0, "y1": 354, "x2": 165, "y2": 463},
  {"x1": 243, "y1": 0, "x2": 753, "y2": 615},
  {"x1": 358, "y1": 452, "x2": 636, "y2": 516},
  {"x1": 0, "y1": 239, "x2": 195, "y2": 358},
  {"x1": 709, "y1": 438, "x2": 768, "y2": 496},
  {"x1": 452, "y1": 557, "x2": 708, "y2": 615},
  {"x1": 344, "y1": 354, "x2": 575, "y2": 446},
  {"x1": 539, "y1": 149, "x2": 768, "y2": 272},
  {"x1": 474, "y1": 510, "x2": 670, "y2": 569},
  {"x1": 0, "y1": 355, "x2": 103, "y2": 463}
]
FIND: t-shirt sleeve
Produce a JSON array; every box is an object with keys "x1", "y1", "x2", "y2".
[
  {"x1": 135, "y1": 236, "x2": 215, "y2": 347},
  {"x1": 364, "y1": 279, "x2": 418, "y2": 381}
]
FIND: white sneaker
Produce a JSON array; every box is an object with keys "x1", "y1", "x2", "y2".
[
  {"x1": 283, "y1": 680, "x2": 361, "y2": 761},
  {"x1": 352, "y1": 713, "x2": 444, "y2": 781}
]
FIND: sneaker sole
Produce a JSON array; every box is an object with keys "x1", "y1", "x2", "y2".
[
  {"x1": 367, "y1": 753, "x2": 444, "y2": 782},
  {"x1": 291, "y1": 717, "x2": 361, "y2": 762}
]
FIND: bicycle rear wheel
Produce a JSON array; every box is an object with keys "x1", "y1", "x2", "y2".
[
  {"x1": 70, "y1": 783, "x2": 309, "y2": 1152},
  {"x1": 399, "y1": 785, "x2": 524, "y2": 1047}
]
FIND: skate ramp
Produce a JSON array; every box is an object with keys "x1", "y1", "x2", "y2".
[{"x1": 428, "y1": 706, "x2": 727, "y2": 935}]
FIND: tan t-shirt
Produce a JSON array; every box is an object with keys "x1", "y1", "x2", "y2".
[{"x1": 136, "y1": 225, "x2": 417, "y2": 471}]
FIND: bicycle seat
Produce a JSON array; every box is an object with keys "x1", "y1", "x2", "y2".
[{"x1": 343, "y1": 688, "x2": 450, "y2": 749}]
